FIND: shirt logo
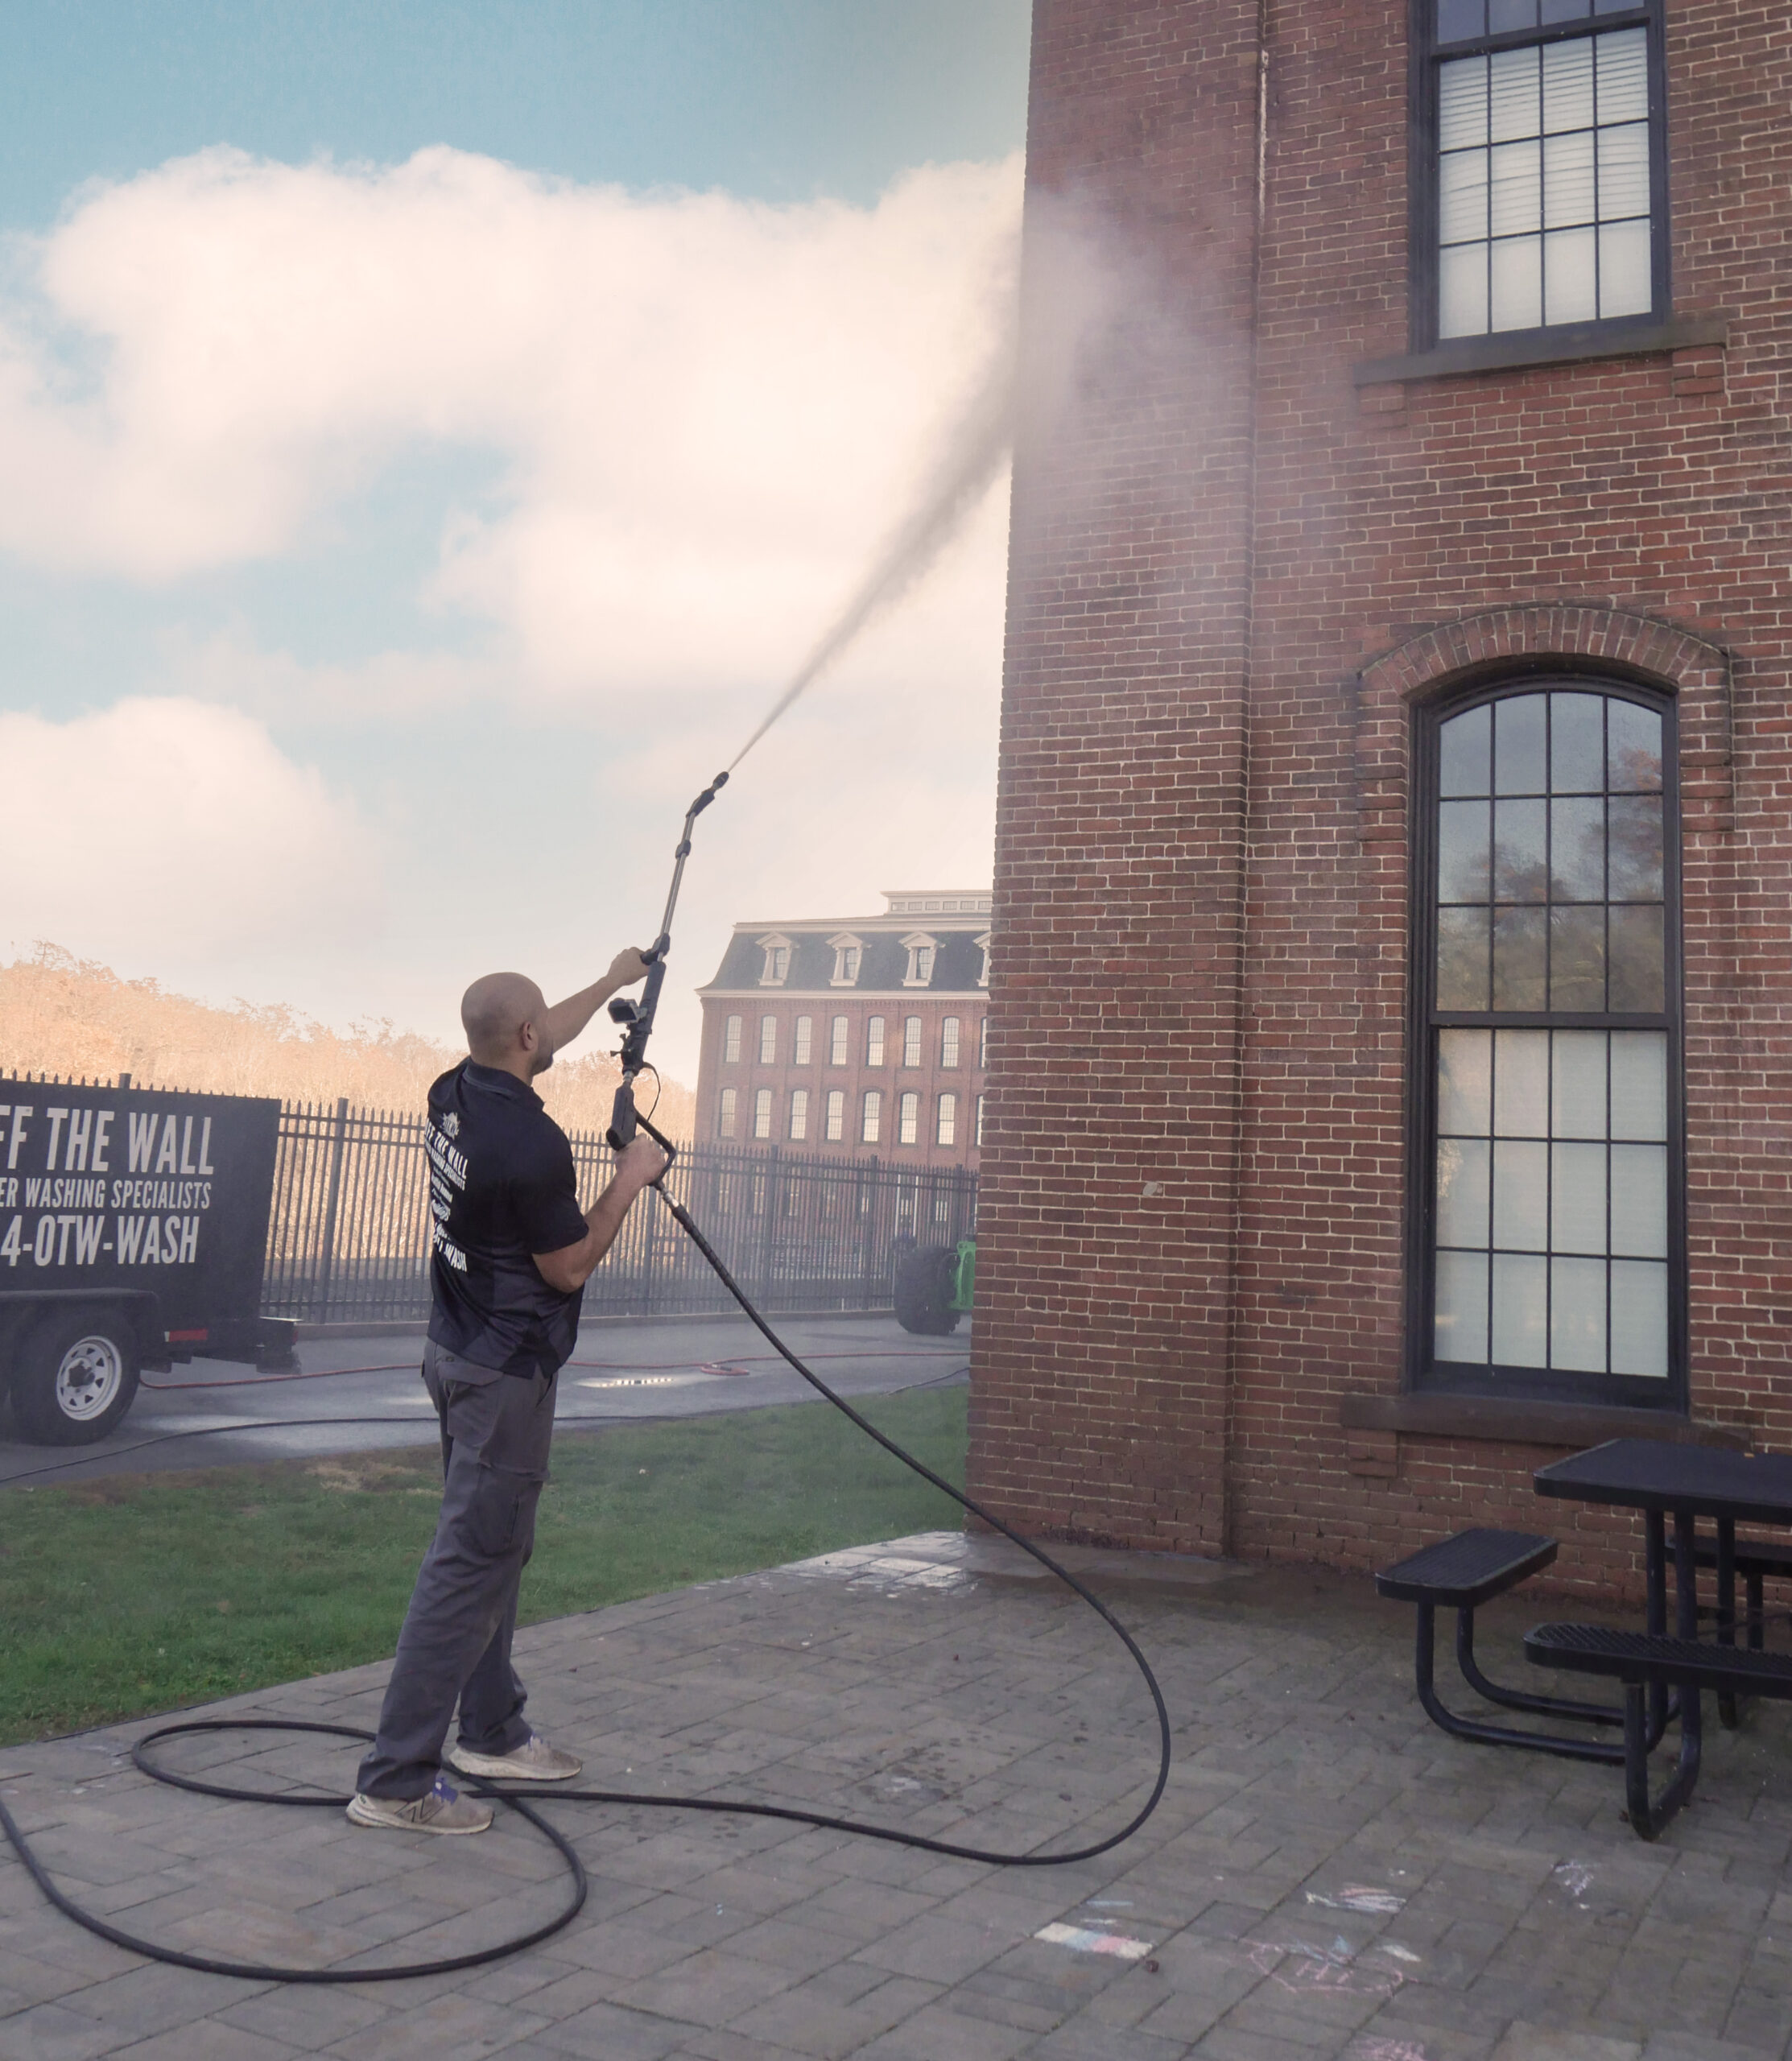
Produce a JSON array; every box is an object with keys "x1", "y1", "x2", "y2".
[{"x1": 441, "y1": 1111, "x2": 460, "y2": 1138}]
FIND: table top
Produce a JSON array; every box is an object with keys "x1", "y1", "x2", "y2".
[{"x1": 1535, "y1": 1439, "x2": 1792, "y2": 1525}]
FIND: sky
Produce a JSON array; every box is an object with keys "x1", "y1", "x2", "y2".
[{"x1": 0, "y1": 1, "x2": 1030, "y2": 1086}]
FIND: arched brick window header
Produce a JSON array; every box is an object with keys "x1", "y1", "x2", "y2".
[
  {"x1": 1356, "y1": 607, "x2": 1735, "y2": 839},
  {"x1": 1362, "y1": 606, "x2": 1729, "y2": 706}
]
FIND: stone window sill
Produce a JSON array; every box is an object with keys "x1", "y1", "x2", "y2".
[
  {"x1": 1352, "y1": 314, "x2": 1728, "y2": 388},
  {"x1": 1338, "y1": 1390, "x2": 1748, "y2": 1451}
]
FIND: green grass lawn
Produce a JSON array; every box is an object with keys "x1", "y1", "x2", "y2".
[{"x1": 0, "y1": 1386, "x2": 968, "y2": 1748}]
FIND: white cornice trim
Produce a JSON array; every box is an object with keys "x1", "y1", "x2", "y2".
[{"x1": 698, "y1": 988, "x2": 985, "y2": 1002}]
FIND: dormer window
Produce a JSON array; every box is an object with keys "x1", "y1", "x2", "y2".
[
  {"x1": 757, "y1": 934, "x2": 792, "y2": 986},
  {"x1": 828, "y1": 934, "x2": 862, "y2": 986},
  {"x1": 975, "y1": 932, "x2": 992, "y2": 988},
  {"x1": 902, "y1": 933, "x2": 936, "y2": 986}
]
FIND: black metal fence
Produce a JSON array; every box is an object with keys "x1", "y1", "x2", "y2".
[{"x1": 262, "y1": 1099, "x2": 978, "y2": 1327}]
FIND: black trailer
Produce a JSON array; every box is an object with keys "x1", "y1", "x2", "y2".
[{"x1": 0, "y1": 1077, "x2": 295, "y2": 1444}]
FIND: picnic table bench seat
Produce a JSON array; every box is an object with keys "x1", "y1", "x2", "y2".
[
  {"x1": 1375, "y1": 1529, "x2": 1627, "y2": 1762},
  {"x1": 1526, "y1": 1621, "x2": 1792, "y2": 1837}
]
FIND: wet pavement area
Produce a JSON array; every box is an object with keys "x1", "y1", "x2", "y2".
[{"x1": 0, "y1": 1314, "x2": 970, "y2": 1488}]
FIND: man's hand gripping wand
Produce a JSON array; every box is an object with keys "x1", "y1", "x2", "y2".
[{"x1": 605, "y1": 770, "x2": 730, "y2": 1167}]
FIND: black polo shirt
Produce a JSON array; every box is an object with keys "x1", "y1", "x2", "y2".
[{"x1": 425, "y1": 1060, "x2": 589, "y2": 1378}]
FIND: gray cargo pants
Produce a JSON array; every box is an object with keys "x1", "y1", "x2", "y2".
[{"x1": 356, "y1": 1342, "x2": 558, "y2": 1800}]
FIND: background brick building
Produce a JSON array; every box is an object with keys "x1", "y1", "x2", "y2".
[
  {"x1": 971, "y1": 0, "x2": 1790, "y2": 1599},
  {"x1": 695, "y1": 892, "x2": 990, "y2": 1171}
]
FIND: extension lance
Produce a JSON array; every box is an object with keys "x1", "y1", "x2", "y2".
[{"x1": 0, "y1": 775, "x2": 1174, "y2": 1985}]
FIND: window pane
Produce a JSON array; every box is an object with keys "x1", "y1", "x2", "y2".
[
  {"x1": 1493, "y1": 798, "x2": 1546, "y2": 899},
  {"x1": 1550, "y1": 692, "x2": 1605, "y2": 791},
  {"x1": 1598, "y1": 217, "x2": 1653, "y2": 316},
  {"x1": 1440, "y1": 148, "x2": 1490, "y2": 244},
  {"x1": 1440, "y1": 800, "x2": 1493, "y2": 901},
  {"x1": 1493, "y1": 1253, "x2": 1549, "y2": 1365},
  {"x1": 1608, "y1": 907, "x2": 1664, "y2": 1011},
  {"x1": 1540, "y1": 0, "x2": 1592, "y2": 22},
  {"x1": 1551, "y1": 1255, "x2": 1608, "y2": 1370},
  {"x1": 1493, "y1": 1138, "x2": 1549, "y2": 1247},
  {"x1": 1489, "y1": 139, "x2": 1542, "y2": 237},
  {"x1": 1435, "y1": 1249, "x2": 1490, "y2": 1363},
  {"x1": 1609, "y1": 1259, "x2": 1669, "y2": 1375},
  {"x1": 1551, "y1": 1141, "x2": 1606, "y2": 1253},
  {"x1": 1542, "y1": 33, "x2": 1594, "y2": 131},
  {"x1": 1439, "y1": 907, "x2": 1491, "y2": 1008},
  {"x1": 1489, "y1": 45, "x2": 1541, "y2": 142},
  {"x1": 1439, "y1": 1029, "x2": 1493, "y2": 1134},
  {"x1": 1489, "y1": 0, "x2": 1537, "y2": 29},
  {"x1": 1550, "y1": 907, "x2": 1606, "y2": 1010},
  {"x1": 1495, "y1": 1028, "x2": 1550, "y2": 1134},
  {"x1": 790, "y1": 1089, "x2": 808, "y2": 1141},
  {"x1": 1493, "y1": 907, "x2": 1548, "y2": 1008},
  {"x1": 1440, "y1": 55, "x2": 1489, "y2": 150},
  {"x1": 1610, "y1": 1143, "x2": 1667, "y2": 1258},
  {"x1": 1489, "y1": 233, "x2": 1542, "y2": 330},
  {"x1": 1544, "y1": 225, "x2": 1599, "y2": 324},
  {"x1": 1596, "y1": 28, "x2": 1648, "y2": 125},
  {"x1": 1439, "y1": 242, "x2": 1489, "y2": 337},
  {"x1": 1494, "y1": 695, "x2": 1547, "y2": 793},
  {"x1": 1607, "y1": 701, "x2": 1662, "y2": 790},
  {"x1": 1440, "y1": 704, "x2": 1493, "y2": 795},
  {"x1": 1608, "y1": 795, "x2": 1663, "y2": 899},
  {"x1": 1439, "y1": 0, "x2": 1485, "y2": 37},
  {"x1": 1439, "y1": 1138, "x2": 1492, "y2": 1246},
  {"x1": 1597, "y1": 121, "x2": 1650, "y2": 219},
  {"x1": 1551, "y1": 1030, "x2": 1607, "y2": 1139},
  {"x1": 1543, "y1": 130, "x2": 1596, "y2": 228},
  {"x1": 1609, "y1": 1032, "x2": 1667, "y2": 1139},
  {"x1": 1550, "y1": 796, "x2": 1605, "y2": 900}
]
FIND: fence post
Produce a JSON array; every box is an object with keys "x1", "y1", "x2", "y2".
[
  {"x1": 758, "y1": 1146, "x2": 779, "y2": 1304},
  {"x1": 315, "y1": 1096, "x2": 350, "y2": 1326}
]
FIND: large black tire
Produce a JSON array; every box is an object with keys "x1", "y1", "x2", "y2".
[
  {"x1": 894, "y1": 1245, "x2": 961, "y2": 1336},
  {"x1": 10, "y1": 1308, "x2": 141, "y2": 1445}
]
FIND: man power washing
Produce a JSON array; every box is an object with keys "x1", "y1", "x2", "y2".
[{"x1": 349, "y1": 952, "x2": 667, "y2": 1835}]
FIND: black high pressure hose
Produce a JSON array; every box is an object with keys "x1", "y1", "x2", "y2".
[{"x1": 0, "y1": 779, "x2": 1175, "y2": 1985}]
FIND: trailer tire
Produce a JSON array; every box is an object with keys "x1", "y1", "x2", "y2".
[
  {"x1": 894, "y1": 1245, "x2": 961, "y2": 1336},
  {"x1": 10, "y1": 1309, "x2": 141, "y2": 1445}
]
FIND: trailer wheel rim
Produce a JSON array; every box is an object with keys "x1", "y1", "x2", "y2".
[{"x1": 54, "y1": 1336, "x2": 125, "y2": 1422}]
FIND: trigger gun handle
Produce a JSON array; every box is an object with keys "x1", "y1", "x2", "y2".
[{"x1": 605, "y1": 1080, "x2": 677, "y2": 1184}]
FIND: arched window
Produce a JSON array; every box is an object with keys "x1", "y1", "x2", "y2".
[
  {"x1": 898, "y1": 1091, "x2": 919, "y2": 1145},
  {"x1": 1415, "y1": 679, "x2": 1681, "y2": 1406}
]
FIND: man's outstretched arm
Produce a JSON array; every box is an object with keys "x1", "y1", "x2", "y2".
[
  {"x1": 541, "y1": 947, "x2": 652, "y2": 1055},
  {"x1": 533, "y1": 1134, "x2": 668, "y2": 1293}
]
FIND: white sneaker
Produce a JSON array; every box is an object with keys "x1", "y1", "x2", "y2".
[
  {"x1": 445, "y1": 1732, "x2": 582, "y2": 1783},
  {"x1": 345, "y1": 1774, "x2": 493, "y2": 1835}
]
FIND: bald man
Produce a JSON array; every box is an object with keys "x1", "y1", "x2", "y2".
[{"x1": 350, "y1": 949, "x2": 667, "y2": 1835}]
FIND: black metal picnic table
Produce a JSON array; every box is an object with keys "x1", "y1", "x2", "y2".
[{"x1": 1533, "y1": 1437, "x2": 1792, "y2": 1827}]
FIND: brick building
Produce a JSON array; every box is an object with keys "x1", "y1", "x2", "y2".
[
  {"x1": 694, "y1": 893, "x2": 991, "y2": 1171},
  {"x1": 971, "y1": 0, "x2": 1790, "y2": 1597}
]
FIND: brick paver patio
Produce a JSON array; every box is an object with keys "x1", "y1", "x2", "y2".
[{"x1": 4, "y1": 1532, "x2": 1791, "y2": 2060}]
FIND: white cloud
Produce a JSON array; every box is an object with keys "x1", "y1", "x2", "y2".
[
  {"x1": 0, "y1": 698, "x2": 379, "y2": 969},
  {"x1": 1, "y1": 147, "x2": 1021, "y2": 703}
]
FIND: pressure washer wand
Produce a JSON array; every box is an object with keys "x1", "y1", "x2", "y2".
[{"x1": 605, "y1": 770, "x2": 729, "y2": 1156}]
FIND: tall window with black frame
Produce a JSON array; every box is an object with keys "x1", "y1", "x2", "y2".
[
  {"x1": 1415, "y1": 682, "x2": 1681, "y2": 1406},
  {"x1": 1418, "y1": 0, "x2": 1664, "y2": 348}
]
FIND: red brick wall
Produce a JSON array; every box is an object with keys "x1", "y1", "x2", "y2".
[{"x1": 972, "y1": 0, "x2": 1792, "y2": 1600}]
